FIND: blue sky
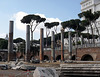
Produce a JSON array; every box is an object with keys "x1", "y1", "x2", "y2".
[{"x1": 0, "y1": 0, "x2": 82, "y2": 40}]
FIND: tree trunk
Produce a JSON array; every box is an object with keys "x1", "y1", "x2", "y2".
[
  {"x1": 86, "y1": 27, "x2": 90, "y2": 44},
  {"x1": 75, "y1": 32, "x2": 78, "y2": 60},
  {"x1": 46, "y1": 27, "x2": 48, "y2": 47},
  {"x1": 31, "y1": 30, "x2": 33, "y2": 45},
  {"x1": 30, "y1": 25, "x2": 33, "y2": 45},
  {"x1": 90, "y1": 24, "x2": 95, "y2": 46},
  {"x1": 94, "y1": 22, "x2": 100, "y2": 39}
]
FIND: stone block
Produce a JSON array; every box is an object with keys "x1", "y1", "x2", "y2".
[{"x1": 33, "y1": 67, "x2": 58, "y2": 77}]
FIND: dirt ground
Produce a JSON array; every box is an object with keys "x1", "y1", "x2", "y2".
[
  {"x1": 0, "y1": 70, "x2": 34, "y2": 77},
  {"x1": 0, "y1": 62, "x2": 61, "y2": 77},
  {"x1": 1, "y1": 61, "x2": 100, "y2": 77}
]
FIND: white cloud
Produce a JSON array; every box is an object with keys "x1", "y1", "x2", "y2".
[
  {"x1": 35, "y1": 13, "x2": 46, "y2": 18},
  {"x1": 0, "y1": 33, "x2": 6, "y2": 38},
  {"x1": 14, "y1": 12, "x2": 28, "y2": 31},
  {"x1": 14, "y1": 12, "x2": 62, "y2": 39},
  {"x1": 46, "y1": 18, "x2": 61, "y2": 23}
]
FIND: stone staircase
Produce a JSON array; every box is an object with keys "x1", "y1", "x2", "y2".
[{"x1": 56, "y1": 64, "x2": 100, "y2": 77}]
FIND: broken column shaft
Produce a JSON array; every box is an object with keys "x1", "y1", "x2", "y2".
[
  {"x1": 40, "y1": 28, "x2": 44, "y2": 61},
  {"x1": 81, "y1": 35, "x2": 83, "y2": 48},
  {"x1": 68, "y1": 31, "x2": 72, "y2": 60},
  {"x1": 61, "y1": 28, "x2": 64, "y2": 61},
  {"x1": 26, "y1": 25, "x2": 30, "y2": 62},
  {"x1": 75, "y1": 34, "x2": 78, "y2": 60},
  {"x1": 51, "y1": 31, "x2": 55, "y2": 61},
  {"x1": 8, "y1": 21, "x2": 14, "y2": 61}
]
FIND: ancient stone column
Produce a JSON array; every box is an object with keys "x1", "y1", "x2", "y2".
[
  {"x1": 61, "y1": 28, "x2": 64, "y2": 61},
  {"x1": 81, "y1": 35, "x2": 83, "y2": 48},
  {"x1": 8, "y1": 21, "x2": 14, "y2": 61},
  {"x1": 25, "y1": 25, "x2": 30, "y2": 62},
  {"x1": 75, "y1": 34, "x2": 77, "y2": 46},
  {"x1": 51, "y1": 31, "x2": 55, "y2": 61},
  {"x1": 75, "y1": 34, "x2": 78, "y2": 60},
  {"x1": 40, "y1": 28, "x2": 44, "y2": 62},
  {"x1": 68, "y1": 31, "x2": 72, "y2": 60}
]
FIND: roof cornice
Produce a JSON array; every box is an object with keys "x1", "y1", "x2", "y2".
[{"x1": 80, "y1": 0, "x2": 90, "y2": 4}]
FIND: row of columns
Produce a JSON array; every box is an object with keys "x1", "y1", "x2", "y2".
[
  {"x1": 8, "y1": 20, "x2": 72, "y2": 62},
  {"x1": 39, "y1": 28, "x2": 65, "y2": 62},
  {"x1": 8, "y1": 21, "x2": 31, "y2": 61}
]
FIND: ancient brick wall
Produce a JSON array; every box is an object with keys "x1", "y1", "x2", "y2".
[
  {"x1": 76, "y1": 47, "x2": 100, "y2": 61},
  {"x1": 43, "y1": 47, "x2": 100, "y2": 61},
  {"x1": 1, "y1": 47, "x2": 100, "y2": 61}
]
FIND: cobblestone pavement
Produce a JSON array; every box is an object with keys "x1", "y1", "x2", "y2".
[{"x1": 0, "y1": 70, "x2": 34, "y2": 77}]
